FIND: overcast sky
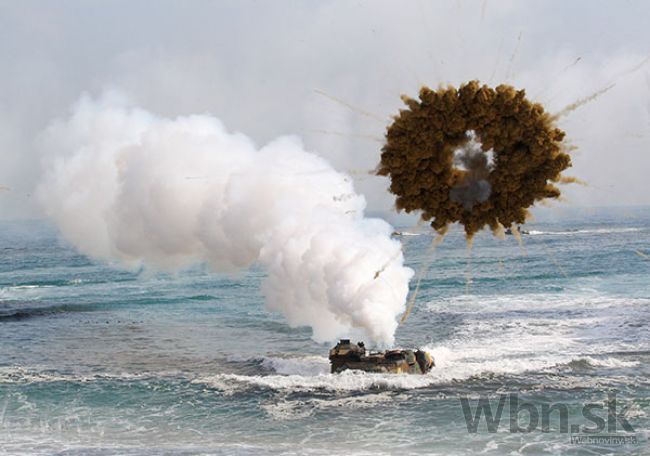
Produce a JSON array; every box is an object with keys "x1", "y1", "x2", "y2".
[{"x1": 1, "y1": 0, "x2": 649, "y2": 221}]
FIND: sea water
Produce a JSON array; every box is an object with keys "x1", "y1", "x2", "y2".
[{"x1": 1, "y1": 207, "x2": 648, "y2": 455}]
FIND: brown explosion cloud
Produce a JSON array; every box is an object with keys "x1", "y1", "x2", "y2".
[{"x1": 378, "y1": 80, "x2": 572, "y2": 238}]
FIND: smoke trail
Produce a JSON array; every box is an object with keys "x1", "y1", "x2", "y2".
[
  {"x1": 37, "y1": 92, "x2": 414, "y2": 346},
  {"x1": 551, "y1": 56, "x2": 648, "y2": 120},
  {"x1": 307, "y1": 129, "x2": 384, "y2": 143},
  {"x1": 505, "y1": 31, "x2": 523, "y2": 80},
  {"x1": 551, "y1": 84, "x2": 615, "y2": 120},
  {"x1": 313, "y1": 89, "x2": 387, "y2": 123}
]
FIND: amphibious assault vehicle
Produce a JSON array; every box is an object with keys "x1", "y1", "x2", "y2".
[{"x1": 329, "y1": 339, "x2": 434, "y2": 374}]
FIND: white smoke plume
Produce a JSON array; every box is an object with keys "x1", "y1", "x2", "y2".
[{"x1": 37, "y1": 92, "x2": 413, "y2": 346}]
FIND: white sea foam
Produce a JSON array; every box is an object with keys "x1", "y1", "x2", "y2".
[
  {"x1": 0, "y1": 367, "x2": 168, "y2": 385},
  {"x1": 194, "y1": 371, "x2": 439, "y2": 393},
  {"x1": 260, "y1": 355, "x2": 330, "y2": 376},
  {"x1": 0, "y1": 285, "x2": 52, "y2": 300},
  {"x1": 418, "y1": 291, "x2": 649, "y2": 389},
  {"x1": 579, "y1": 357, "x2": 640, "y2": 368},
  {"x1": 428, "y1": 292, "x2": 650, "y2": 314},
  {"x1": 192, "y1": 343, "x2": 580, "y2": 393},
  {"x1": 262, "y1": 391, "x2": 406, "y2": 420},
  {"x1": 526, "y1": 227, "x2": 643, "y2": 236},
  {"x1": 192, "y1": 352, "x2": 602, "y2": 394}
]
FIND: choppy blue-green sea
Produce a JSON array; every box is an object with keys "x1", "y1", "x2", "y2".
[{"x1": 1, "y1": 207, "x2": 649, "y2": 455}]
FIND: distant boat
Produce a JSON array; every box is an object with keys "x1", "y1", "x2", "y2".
[
  {"x1": 391, "y1": 231, "x2": 420, "y2": 237},
  {"x1": 505, "y1": 226, "x2": 530, "y2": 235}
]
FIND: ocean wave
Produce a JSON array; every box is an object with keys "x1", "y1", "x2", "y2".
[
  {"x1": 0, "y1": 277, "x2": 136, "y2": 300},
  {"x1": 193, "y1": 344, "x2": 574, "y2": 394},
  {"x1": 262, "y1": 391, "x2": 407, "y2": 420},
  {"x1": 428, "y1": 293, "x2": 650, "y2": 313},
  {"x1": 193, "y1": 370, "x2": 439, "y2": 393},
  {"x1": 0, "y1": 364, "x2": 447, "y2": 391},
  {"x1": 223, "y1": 353, "x2": 330, "y2": 376},
  {"x1": 259, "y1": 355, "x2": 330, "y2": 376},
  {"x1": 1, "y1": 349, "x2": 642, "y2": 395},
  {"x1": 0, "y1": 301, "x2": 100, "y2": 322},
  {"x1": 564, "y1": 357, "x2": 641, "y2": 370},
  {"x1": 3, "y1": 284, "x2": 56, "y2": 290},
  {"x1": 0, "y1": 367, "x2": 168, "y2": 385},
  {"x1": 0, "y1": 308, "x2": 53, "y2": 322},
  {"x1": 224, "y1": 346, "x2": 569, "y2": 388},
  {"x1": 187, "y1": 294, "x2": 217, "y2": 301},
  {"x1": 0, "y1": 284, "x2": 54, "y2": 301}
]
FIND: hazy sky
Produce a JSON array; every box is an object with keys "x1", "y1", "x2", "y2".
[{"x1": 1, "y1": 0, "x2": 649, "y2": 221}]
